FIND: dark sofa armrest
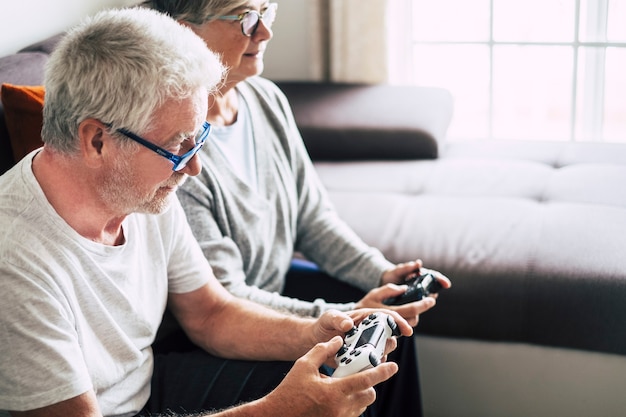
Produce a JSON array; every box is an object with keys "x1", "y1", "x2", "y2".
[
  {"x1": 18, "y1": 33, "x2": 65, "y2": 54},
  {"x1": 0, "y1": 33, "x2": 64, "y2": 175},
  {"x1": 275, "y1": 81, "x2": 453, "y2": 161}
]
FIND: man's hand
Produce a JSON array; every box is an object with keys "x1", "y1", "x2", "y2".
[
  {"x1": 307, "y1": 309, "x2": 412, "y2": 368},
  {"x1": 310, "y1": 309, "x2": 413, "y2": 343},
  {"x1": 260, "y1": 336, "x2": 399, "y2": 417}
]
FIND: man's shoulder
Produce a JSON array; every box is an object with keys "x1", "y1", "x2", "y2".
[
  {"x1": 0, "y1": 153, "x2": 29, "y2": 194},
  {"x1": 0, "y1": 160, "x2": 40, "y2": 246}
]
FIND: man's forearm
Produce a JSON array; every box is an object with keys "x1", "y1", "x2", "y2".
[{"x1": 200, "y1": 296, "x2": 318, "y2": 361}]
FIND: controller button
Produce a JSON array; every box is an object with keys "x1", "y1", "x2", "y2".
[{"x1": 345, "y1": 327, "x2": 358, "y2": 337}]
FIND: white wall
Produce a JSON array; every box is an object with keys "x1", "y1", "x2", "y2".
[
  {"x1": 0, "y1": 0, "x2": 138, "y2": 57},
  {"x1": 0, "y1": 0, "x2": 314, "y2": 81},
  {"x1": 262, "y1": 1, "x2": 313, "y2": 81}
]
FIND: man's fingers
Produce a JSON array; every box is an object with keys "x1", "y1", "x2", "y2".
[
  {"x1": 305, "y1": 335, "x2": 344, "y2": 368},
  {"x1": 320, "y1": 309, "x2": 356, "y2": 333},
  {"x1": 384, "y1": 335, "x2": 398, "y2": 356},
  {"x1": 338, "y1": 362, "x2": 399, "y2": 391}
]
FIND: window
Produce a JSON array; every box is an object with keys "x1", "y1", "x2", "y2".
[{"x1": 397, "y1": 0, "x2": 626, "y2": 142}]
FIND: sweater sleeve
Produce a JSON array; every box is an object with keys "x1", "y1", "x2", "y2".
[
  {"x1": 177, "y1": 77, "x2": 393, "y2": 318},
  {"x1": 177, "y1": 172, "x2": 357, "y2": 317},
  {"x1": 257, "y1": 78, "x2": 394, "y2": 289}
]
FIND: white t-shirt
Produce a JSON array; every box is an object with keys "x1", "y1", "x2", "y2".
[
  {"x1": 209, "y1": 92, "x2": 258, "y2": 191},
  {"x1": 0, "y1": 151, "x2": 210, "y2": 417}
]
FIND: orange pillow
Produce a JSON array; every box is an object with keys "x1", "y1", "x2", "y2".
[{"x1": 1, "y1": 83, "x2": 45, "y2": 163}]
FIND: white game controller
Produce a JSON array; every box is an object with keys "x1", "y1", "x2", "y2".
[{"x1": 332, "y1": 312, "x2": 401, "y2": 378}]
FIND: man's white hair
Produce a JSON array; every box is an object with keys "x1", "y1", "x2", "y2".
[{"x1": 42, "y1": 7, "x2": 225, "y2": 153}]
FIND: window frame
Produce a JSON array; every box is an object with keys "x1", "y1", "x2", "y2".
[{"x1": 397, "y1": 0, "x2": 626, "y2": 142}]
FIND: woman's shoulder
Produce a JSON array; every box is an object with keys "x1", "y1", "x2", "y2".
[
  {"x1": 240, "y1": 76, "x2": 289, "y2": 104},
  {"x1": 239, "y1": 77, "x2": 295, "y2": 125},
  {"x1": 243, "y1": 76, "x2": 281, "y2": 93}
]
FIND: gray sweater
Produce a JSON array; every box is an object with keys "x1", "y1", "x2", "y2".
[{"x1": 177, "y1": 77, "x2": 393, "y2": 317}]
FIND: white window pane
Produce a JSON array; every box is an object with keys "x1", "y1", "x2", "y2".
[
  {"x1": 603, "y1": 47, "x2": 626, "y2": 142},
  {"x1": 412, "y1": 0, "x2": 490, "y2": 42},
  {"x1": 412, "y1": 45, "x2": 490, "y2": 140},
  {"x1": 607, "y1": 0, "x2": 626, "y2": 42},
  {"x1": 406, "y1": 0, "x2": 625, "y2": 143},
  {"x1": 492, "y1": 46, "x2": 573, "y2": 140},
  {"x1": 493, "y1": 0, "x2": 576, "y2": 42}
]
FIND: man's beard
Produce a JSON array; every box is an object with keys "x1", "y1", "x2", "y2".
[{"x1": 97, "y1": 157, "x2": 186, "y2": 215}]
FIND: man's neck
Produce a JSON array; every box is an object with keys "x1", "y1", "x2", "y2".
[{"x1": 31, "y1": 148, "x2": 127, "y2": 246}]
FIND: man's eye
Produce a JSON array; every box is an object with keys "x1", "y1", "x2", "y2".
[
  {"x1": 165, "y1": 142, "x2": 183, "y2": 154},
  {"x1": 173, "y1": 137, "x2": 194, "y2": 153}
]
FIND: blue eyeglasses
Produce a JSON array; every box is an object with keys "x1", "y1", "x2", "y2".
[
  {"x1": 114, "y1": 121, "x2": 211, "y2": 172},
  {"x1": 208, "y1": 3, "x2": 278, "y2": 37}
]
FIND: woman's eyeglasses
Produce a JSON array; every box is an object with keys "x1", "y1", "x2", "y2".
[{"x1": 209, "y1": 3, "x2": 278, "y2": 37}]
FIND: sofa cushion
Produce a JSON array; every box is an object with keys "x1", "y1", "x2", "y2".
[
  {"x1": 1, "y1": 84, "x2": 45, "y2": 163},
  {"x1": 311, "y1": 140, "x2": 626, "y2": 356}
]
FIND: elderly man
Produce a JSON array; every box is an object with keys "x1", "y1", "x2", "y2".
[{"x1": 0, "y1": 7, "x2": 418, "y2": 417}]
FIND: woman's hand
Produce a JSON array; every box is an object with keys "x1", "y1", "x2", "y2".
[{"x1": 354, "y1": 261, "x2": 452, "y2": 326}]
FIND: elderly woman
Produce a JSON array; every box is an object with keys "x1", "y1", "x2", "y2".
[{"x1": 140, "y1": 1, "x2": 451, "y2": 416}]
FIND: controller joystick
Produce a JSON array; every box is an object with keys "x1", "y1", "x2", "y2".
[{"x1": 369, "y1": 351, "x2": 381, "y2": 367}]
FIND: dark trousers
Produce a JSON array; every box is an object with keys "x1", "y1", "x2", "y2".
[
  {"x1": 142, "y1": 262, "x2": 423, "y2": 416},
  {"x1": 283, "y1": 261, "x2": 424, "y2": 417},
  {"x1": 139, "y1": 350, "x2": 292, "y2": 415},
  {"x1": 143, "y1": 337, "x2": 401, "y2": 417},
  {"x1": 142, "y1": 340, "x2": 419, "y2": 417}
]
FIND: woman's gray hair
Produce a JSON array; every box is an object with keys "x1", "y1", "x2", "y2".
[
  {"x1": 140, "y1": 0, "x2": 249, "y2": 24},
  {"x1": 42, "y1": 7, "x2": 225, "y2": 153}
]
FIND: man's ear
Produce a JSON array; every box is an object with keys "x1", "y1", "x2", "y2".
[
  {"x1": 78, "y1": 118, "x2": 109, "y2": 168},
  {"x1": 178, "y1": 19, "x2": 192, "y2": 29},
  {"x1": 178, "y1": 19, "x2": 203, "y2": 38}
]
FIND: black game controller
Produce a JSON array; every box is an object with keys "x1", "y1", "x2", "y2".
[{"x1": 383, "y1": 268, "x2": 444, "y2": 305}]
